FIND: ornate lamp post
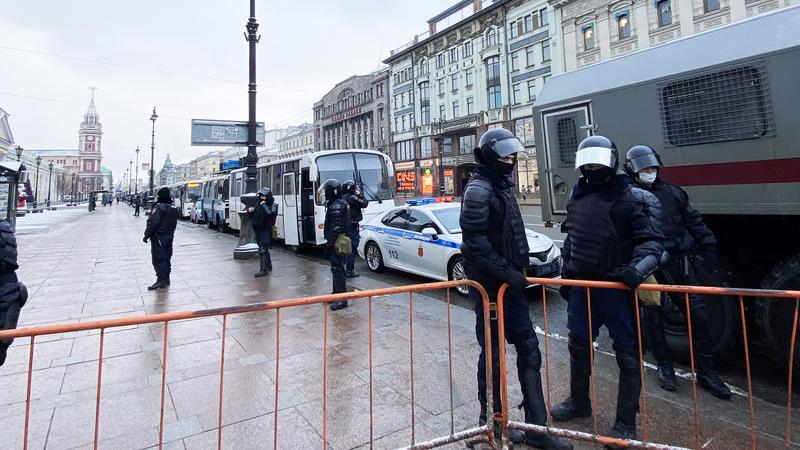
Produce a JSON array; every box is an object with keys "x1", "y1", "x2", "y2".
[
  {"x1": 128, "y1": 158, "x2": 133, "y2": 195},
  {"x1": 148, "y1": 107, "x2": 158, "y2": 210},
  {"x1": 47, "y1": 160, "x2": 54, "y2": 208},
  {"x1": 33, "y1": 155, "x2": 42, "y2": 210},
  {"x1": 14, "y1": 145, "x2": 23, "y2": 161},
  {"x1": 134, "y1": 146, "x2": 140, "y2": 195}
]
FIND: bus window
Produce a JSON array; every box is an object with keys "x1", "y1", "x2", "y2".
[
  {"x1": 354, "y1": 153, "x2": 393, "y2": 201},
  {"x1": 221, "y1": 179, "x2": 230, "y2": 200},
  {"x1": 283, "y1": 174, "x2": 296, "y2": 207},
  {"x1": 273, "y1": 165, "x2": 283, "y2": 195},
  {"x1": 259, "y1": 167, "x2": 269, "y2": 189}
]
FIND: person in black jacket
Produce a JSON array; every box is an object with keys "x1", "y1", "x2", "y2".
[
  {"x1": 133, "y1": 194, "x2": 141, "y2": 217},
  {"x1": 248, "y1": 187, "x2": 279, "y2": 278},
  {"x1": 143, "y1": 187, "x2": 179, "y2": 290},
  {"x1": 624, "y1": 145, "x2": 731, "y2": 399},
  {"x1": 320, "y1": 179, "x2": 349, "y2": 311},
  {"x1": 342, "y1": 180, "x2": 369, "y2": 278},
  {"x1": 551, "y1": 136, "x2": 665, "y2": 446},
  {"x1": 460, "y1": 128, "x2": 572, "y2": 450},
  {"x1": 0, "y1": 219, "x2": 27, "y2": 367}
]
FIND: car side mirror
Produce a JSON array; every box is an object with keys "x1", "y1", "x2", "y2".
[{"x1": 422, "y1": 227, "x2": 438, "y2": 239}]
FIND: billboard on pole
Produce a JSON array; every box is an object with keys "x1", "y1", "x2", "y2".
[{"x1": 191, "y1": 119, "x2": 265, "y2": 146}]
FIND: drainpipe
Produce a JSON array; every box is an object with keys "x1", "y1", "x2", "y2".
[{"x1": 502, "y1": 3, "x2": 513, "y2": 129}]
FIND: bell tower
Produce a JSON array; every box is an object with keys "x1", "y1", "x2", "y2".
[{"x1": 78, "y1": 87, "x2": 103, "y2": 192}]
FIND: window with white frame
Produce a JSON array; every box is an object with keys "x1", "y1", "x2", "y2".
[
  {"x1": 510, "y1": 20, "x2": 518, "y2": 39},
  {"x1": 449, "y1": 47, "x2": 458, "y2": 64},
  {"x1": 467, "y1": 96, "x2": 474, "y2": 114},
  {"x1": 420, "y1": 137, "x2": 432, "y2": 158},
  {"x1": 524, "y1": 15, "x2": 533, "y2": 33},
  {"x1": 420, "y1": 82, "x2": 430, "y2": 101},
  {"x1": 527, "y1": 80, "x2": 536, "y2": 101},
  {"x1": 451, "y1": 73, "x2": 459, "y2": 91},
  {"x1": 439, "y1": 104, "x2": 446, "y2": 119},
  {"x1": 452, "y1": 100, "x2": 460, "y2": 118},
  {"x1": 396, "y1": 140, "x2": 414, "y2": 161},
  {"x1": 583, "y1": 25, "x2": 595, "y2": 50},
  {"x1": 617, "y1": 12, "x2": 631, "y2": 39},
  {"x1": 540, "y1": 8, "x2": 549, "y2": 26},
  {"x1": 526, "y1": 45, "x2": 535, "y2": 67},
  {"x1": 463, "y1": 40, "x2": 474, "y2": 57},
  {"x1": 704, "y1": 0, "x2": 720, "y2": 12},
  {"x1": 486, "y1": 28, "x2": 497, "y2": 47},
  {"x1": 513, "y1": 84, "x2": 521, "y2": 104},
  {"x1": 438, "y1": 78, "x2": 446, "y2": 95},
  {"x1": 657, "y1": 0, "x2": 673, "y2": 26},
  {"x1": 511, "y1": 51, "x2": 519, "y2": 71},
  {"x1": 421, "y1": 105, "x2": 431, "y2": 125},
  {"x1": 542, "y1": 39, "x2": 551, "y2": 61},
  {"x1": 419, "y1": 59, "x2": 429, "y2": 75},
  {"x1": 465, "y1": 68, "x2": 474, "y2": 86},
  {"x1": 488, "y1": 85, "x2": 502, "y2": 109},
  {"x1": 437, "y1": 53, "x2": 446, "y2": 69}
]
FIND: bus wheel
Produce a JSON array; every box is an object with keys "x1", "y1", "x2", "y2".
[
  {"x1": 756, "y1": 254, "x2": 800, "y2": 370},
  {"x1": 365, "y1": 242, "x2": 385, "y2": 273},
  {"x1": 662, "y1": 294, "x2": 735, "y2": 361}
]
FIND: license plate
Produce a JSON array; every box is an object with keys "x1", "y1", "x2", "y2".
[{"x1": 533, "y1": 261, "x2": 559, "y2": 276}]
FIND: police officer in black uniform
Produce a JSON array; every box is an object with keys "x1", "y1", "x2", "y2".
[
  {"x1": 460, "y1": 128, "x2": 572, "y2": 450},
  {"x1": 342, "y1": 180, "x2": 369, "y2": 278},
  {"x1": 143, "y1": 187, "x2": 179, "y2": 290},
  {"x1": 0, "y1": 219, "x2": 27, "y2": 367},
  {"x1": 320, "y1": 179, "x2": 350, "y2": 311},
  {"x1": 133, "y1": 194, "x2": 141, "y2": 217},
  {"x1": 624, "y1": 145, "x2": 731, "y2": 399},
  {"x1": 551, "y1": 136, "x2": 665, "y2": 445},
  {"x1": 248, "y1": 187, "x2": 279, "y2": 278}
]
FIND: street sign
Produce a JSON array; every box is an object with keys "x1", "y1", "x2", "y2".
[{"x1": 191, "y1": 119, "x2": 265, "y2": 146}]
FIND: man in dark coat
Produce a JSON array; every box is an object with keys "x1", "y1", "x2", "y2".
[
  {"x1": 342, "y1": 180, "x2": 369, "y2": 278},
  {"x1": 460, "y1": 128, "x2": 571, "y2": 450},
  {"x1": 0, "y1": 219, "x2": 27, "y2": 366},
  {"x1": 624, "y1": 145, "x2": 731, "y2": 399},
  {"x1": 133, "y1": 194, "x2": 141, "y2": 217},
  {"x1": 143, "y1": 187, "x2": 179, "y2": 290},
  {"x1": 320, "y1": 179, "x2": 349, "y2": 311},
  {"x1": 248, "y1": 187, "x2": 279, "y2": 278}
]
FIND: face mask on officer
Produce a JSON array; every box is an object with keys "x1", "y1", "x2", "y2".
[
  {"x1": 581, "y1": 164, "x2": 611, "y2": 185},
  {"x1": 638, "y1": 170, "x2": 657, "y2": 185},
  {"x1": 495, "y1": 154, "x2": 517, "y2": 176}
]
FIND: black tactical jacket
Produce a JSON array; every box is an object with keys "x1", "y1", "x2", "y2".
[
  {"x1": 250, "y1": 201, "x2": 279, "y2": 231},
  {"x1": 323, "y1": 198, "x2": 349, "y2": 245},
  {"x1": 144, "y1": 202, "x2": 179, "y2": 240},
  {"x1": 646, "y1": 179, "x2": 716, "y2": 258},
  {"x1": 345, "y1": 193, "x2": 369, "y2": 225},
  {"x1": 0, "y1": 221, "x2": 18, "y2": 283}
]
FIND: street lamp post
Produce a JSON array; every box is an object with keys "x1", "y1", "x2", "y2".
[
  {"x1": 134, "y1": 146, "x2": 140, "y2": 196},
  {"x1": 34, "y1": 156, "x2": 41, "y2": 211},
  {"x1": 15, "y1": 145, "x2": 23, "y2": 162},
  {"x1": 128, "y1": 158, "x2": 133, "y2": 195},
  {"x1": 433, "y1": 118, "x2": 447, "y2": 196},
  {"x1": 148, "y1": 107, "x2": 158, "y2": 211},
  {"x1": 47, "y1": 160, "x2": 54, "y2": 208}
]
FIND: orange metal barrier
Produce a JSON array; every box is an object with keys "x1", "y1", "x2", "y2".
[
  {"x1": 0, "y1": 280, "x2": 500, "y2": 450},
  {"x1": 496, "y1": 277, "x2": 800, "y2": 450}
]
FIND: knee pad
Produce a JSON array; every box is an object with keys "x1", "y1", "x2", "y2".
[
  {"x1": 568, "y1": 334, "x2": 591, "y2": 358},
  {"x1": 615, "y1": 350, "x2": 641, "y2": 376}
]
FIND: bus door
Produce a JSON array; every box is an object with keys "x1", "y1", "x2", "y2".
[
  {"x1": 300, "y1": 168, "x2": 316, "y2": 243},
  {"x1": 542, "y1": 104, "x2": 593, "y2": 215},
  {"x1": 282, "y1": 172, "x2": 300, "y2": 246}
]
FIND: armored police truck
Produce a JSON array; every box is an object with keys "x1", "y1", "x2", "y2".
[{"x1": 533, "y1": 5, "x2": 800, "y2": 368}]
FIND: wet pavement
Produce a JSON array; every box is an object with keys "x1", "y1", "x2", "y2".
[{"x1": 0, "y1": 204, "x2": 797, "y2": 449}]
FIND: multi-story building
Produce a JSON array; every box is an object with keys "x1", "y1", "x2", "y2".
[
  {"x1": 550, "y1": 0, "x2": 798, "y2": 71},
  {"x1": 313, "y1": 69, "x2": 391, "y2": 154},
  {"x1": 192, "y1": 150, "x2": 224, "y2": 179},
  {"x1": 157, "y1": 154, "x2": 177, "y2": 186},
  {"x1": 384, "y1": 0, "x2": 553, "y2": 196},
  {"x1": 276, "y1": 123, "x2": 314, "y2": 159},
  {"x1": 175, "y1": 164, "x2": 191, "y2": 183}
]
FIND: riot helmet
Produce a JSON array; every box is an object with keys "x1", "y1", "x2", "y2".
[
  {"x1": 317, "y1": 179, "x2": 342, "y2": 205},
  {"x1": 342, "y1": 180, "x2": 358, "y2": 195},
  {"x1": 475, "y1": 127, "x2": 527, "y2": 177},
  {"x1": 624, "y1": 145, "x2": 661, "y2": 173},
  {"x1": 256, "y1": 187, "x2": 274, "y2": 203},
  {"x1": 575, "y1": 135, "x2": 618, "y2": 186}
]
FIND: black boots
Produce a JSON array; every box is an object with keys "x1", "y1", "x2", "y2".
[
  {"x1": 255, "y1": 254, "x2": 271, "y2": 278},
  {"x1": 147, "y1": 279, "x2": 168, "y2": 290},
  {"x1": 656, "y1": 359, "x2": 677, "y2": 391},
  {"x1": 551, "y1": 337, "x2": 592, "y2": 422},
  {"x1": 345, "y1": 271, "x2": 359, "y2": 278},
  {"x1": 329, "y1": 301, "x2": 348, "y2": 311},
  {"x1": 696, "y1": 354, "x2": 732, "y2": 399}
]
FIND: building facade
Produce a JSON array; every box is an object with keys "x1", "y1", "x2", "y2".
[
  {"x1": 157, "y1": 154, "x2": 177, "y2": 186},
  {"x1": 313, "y1": 69, "x2": 391, "y2": 154},
  {"x1": 276, "y1": 123, "x2": 314, "y2": 159},
  {"x1": 384, "y1": 0, "x2": 553, "y2": 197},
  {"x1": 551, "y1": 0, "x2": 798, "y2": 72}
]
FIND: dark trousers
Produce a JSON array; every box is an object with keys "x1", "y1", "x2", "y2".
[
  {"x1": 150, "y1": 234, "x2": 174, "y2": 281},
  {"x1": 471, "y1": 284, "x2": 543, "y2": 421},
  {"x1": 255, "y1": 229, "x2": 272, "y2": 272},
  {"x1": 345, "y1": 225, "x2": 360, "y2": 273},
  {"x1": 647, "y1": 261, "x2": 715, "y2": 363},
  {"x1": 134, "y1": 206, "x2": 140, "y2": 216},
  {"x1": 326, "y1": 246, "x2": 346, "y2": 294}
]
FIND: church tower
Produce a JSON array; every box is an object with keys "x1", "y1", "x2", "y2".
[{"x1": 78, "y1": 87, "x2": 103, "y2": 192}]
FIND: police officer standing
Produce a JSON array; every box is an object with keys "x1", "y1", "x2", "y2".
[
  {"x1": 342, "y1": 180, "x2": 369, "y2": 278},
  {"x1": 624, "y1": 145, "x2": 731, "y2": 399},
  {"x1": 0, "y1": 219, "x2": 27, "y2": 367},
  {"x1": 133, "y1": 194, "x2": 141, "y2": 217},
  {"x1": 320, "y1": 179, "x2": 349, "y2": 311},
  {"x1": 551, "y1": 136, "x2": 665, "y2": 445},
  {"x1": 460, "y1": 128, "x2": 572, "y2": 449},
  {"x1": 143, "y1": 187, "x2": 179, "y2": 290},
  {"x1": 248, "y1": 187, "x2": 279, "y2": 278}
]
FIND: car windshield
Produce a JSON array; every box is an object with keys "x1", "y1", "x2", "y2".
[{"x1": 432, "y1": 207, "x2": 461, "y2": 234}]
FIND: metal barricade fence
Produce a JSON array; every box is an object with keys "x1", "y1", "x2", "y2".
[
  {"x1": 496, "y1": 277, "x2": 800, "y2": 450},
  {"x1": 0, "y1": 280, "x2": 501, "y2": 450}
]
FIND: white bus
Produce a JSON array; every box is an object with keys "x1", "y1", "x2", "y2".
[
  {"x1": 227, "y1": 149, "x2": 395, "y2": 247},
  {"x1": 199, "y1": 175, "x2": 230, "y2": 231}
]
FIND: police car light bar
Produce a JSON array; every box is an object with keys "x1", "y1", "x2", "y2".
[{"x1": 405, "y1": 196, "x2": 454, "y2": 206}]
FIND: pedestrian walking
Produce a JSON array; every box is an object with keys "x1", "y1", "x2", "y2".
[
  {"x1": 319, "y1": 179, "x2": 349, "y2": 311},
  {"x1": 0, "y1": 219, "x2": 27, "y2": 367},
  {"x1": 624, "y1": 145, "x2": 731, "y2": 399},
  {"x1": 143, "y1": 187, "x2": 179, "y2": 290},
  {"x1": 460, "y1": 128, "x2": 572, "y2": 449},
  {"x1": 248, "y1": 187, "x2": 278, "y2": 278},
  {"x1": 551, "y1": 136, "x2": 665, "y2": 446},
  {"x1": 133, "y1": 195, "x2": 141, "y2": 216},
  {"x1": 342, "y1": 180, "x2": 369, "y2": 278}
]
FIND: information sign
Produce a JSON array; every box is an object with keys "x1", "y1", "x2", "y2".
[{"x1": 191, "y1": 119, "x2": 265, "y2": 146}]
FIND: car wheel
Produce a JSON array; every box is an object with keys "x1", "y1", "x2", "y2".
[
  {"x1": 365, "y1": 242, "x2": 385, "y2": 273},
  {"x1": 448, "y1": 256, "x2": 470, "y2": 297}
]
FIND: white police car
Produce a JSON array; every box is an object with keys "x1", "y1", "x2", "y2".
[{"x1": 358, "y1": 198, "x2": 561, "y2": 295}]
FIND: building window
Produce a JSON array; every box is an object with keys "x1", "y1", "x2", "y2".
[
  {"x1": 460, "y1": 135, "x2": 476, "y2": 153},
  {"x1": 542, "y1": 40, "x2": 551, "y2": 62},
  {"x1": 582, "y1": 25, "x2": 595, "y2": 50},
  {"x1": 467, "y1": 97, "x2": 475, "y2": 115},
  {"x1": 524, "y1": 15, "x2": 533, "y2": 33},
  {"x1": 527, "y1": 80, "x2": 536, "y2": 101},
  {"x1": 617, "y1": 12, "x2": 631, "y2": 39},
  {"x1": 419, "y1": 82, "x2": 430, "y2": 101},
  {"x1": 465, "y1": 68, "x2": 474, "y2": 86},
  {"x1": 419, "y1": 59, "x2": 429, "y2": 75},
  {"x1": 463, "y1": 40, "x2": 474, "y2": 58},
  {"x1": 449, "y1": 47, "x2": 458, "y2": 64},
  {"x1": 486, "y1": 56, "x2": 500, "y2": 81},
  {"x1": 510, "y1": 20, "x2": 519, "y2": 39},
  {"x1": 488, "y1": 85, "x2": 502, "y2": 110},
  {"x1": 396, "y1": 140, "x2": 414, "y2": 161},
  {"x1": 452, "y1": 100, "x2": 460, "y2": 118},
  {"x1": 439, "y1": 104, "x2": 446, "y2": 119},
  {"x1": 526, "y1": 46, "x2": 535, "y2": 67},
  {"x1": 511, "y1": 51, "x2": 519, "y2": 71},
  {"x1": 657, "y1": 0, "x2": 673, "y2": 26},
  {"x1": 540, "y1": 8, "x2": 549, "y2": 26},
  {"x1": 421, "y1": 105, "x2": 431, "y2": 125},
  {"x1": 379, "y1": 108, "x2": 384, "y2": 121},
  {"x1": 442, "y1": 137, "x2": 453, "y2": 155},
  {"x1": 380, "y1": 126, "x2": 385, "y2": 141},
  {"x1": 704, "y1": 0, "x2": 720, "y2": 12},
  {"x1": 437, "y1": 53, "x2": 446, "y2": 69},
  {"x1": 512, "y1": 84, "x2": 521, "y2": 104},
  {"x1": 533, "y1": 11, "x2": 541, "y2": 29},
  {"x1": 401, "y1": 115, "x2": 407, "y2": 131},
  {"x1": 394, "y1": 117, "x2": 399, "y2": 132},
  {"x1": 421, "y1": 137, "x2": 432, "y2": 158},
  {"x1": 451, "y1": 73, "x2": 459, "y2": 91},
  {"x1": 486, "y1": 28, "x2": 497, "y2": 47},
  {"x1": 438, "y1": 78, "x2": 446, "y2": 95}
]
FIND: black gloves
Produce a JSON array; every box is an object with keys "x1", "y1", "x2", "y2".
[
  {"x1": 507, "y1": 270, "x2": 529, "y2": 290},
  {"x1": 143, "y1": 236, "x2": 149, "y2": 243},
  {"x1": 558, "y1": 285, "x2": 572, "y2": 301},
  {"x1": 609, "y1": 265, "x2": 642, "y2": 290}
]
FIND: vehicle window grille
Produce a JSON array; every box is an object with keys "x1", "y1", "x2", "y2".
[
  {"x1": 658, "y1": 63, "x2": 775, "y2": 147},
  {"x1": 557, "y1": 117, "x2": 577, "y2": 167}
]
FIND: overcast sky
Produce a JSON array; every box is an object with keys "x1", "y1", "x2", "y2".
[{"x1": 0, "y1": 0, "x2": 455, "y2": 180}]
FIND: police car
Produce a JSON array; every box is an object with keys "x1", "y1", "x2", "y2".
[{"x1": 358, "y1": 198, "x2": 561, "y2": 295}]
